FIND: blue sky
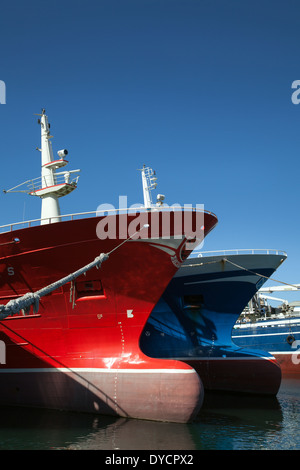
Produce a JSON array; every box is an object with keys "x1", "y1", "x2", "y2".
[{"x1": 0, "y1": 0, "x2": 299, "y2": 302}]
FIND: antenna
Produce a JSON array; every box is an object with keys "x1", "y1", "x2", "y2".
[{"x1": 139, "y1": 164, "x2": 165, "y2": 208}]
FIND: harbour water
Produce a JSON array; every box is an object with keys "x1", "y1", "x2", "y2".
[{"x1": 0, "y1": 376, "x2": 299, "y2": 451}]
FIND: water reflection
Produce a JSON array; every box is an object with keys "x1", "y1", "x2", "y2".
[
  {"x1": 0, "y1": 406, "x2": 198, "y2": 450},
  {"x1": 0, "y1": 377, "x2": 299, "y2": 450},
  {"x1": 192, "y1": 392, "x2": 284, "y2": 450}
]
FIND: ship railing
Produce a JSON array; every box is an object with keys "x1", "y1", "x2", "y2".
[
  {"x1": 193, "y1": 249, "x2": 287, "y2": 257},
  {"x1": 0, "y1": 206, "x2": 216, "y2": 233},
  {"x1": 3, "y1": 171, "x2": 80, "y2": 195}
]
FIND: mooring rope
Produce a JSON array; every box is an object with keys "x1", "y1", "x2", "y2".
[
  {"x1": 0, "y1": 253, "x2": 109, "y2": 320},
  {"x1": 0, "y1": 223, "x2": 151, "y2": 321},
  {"x1": 181, "y1": 256, "x2": 300, "y2": 291},
  {"x1": 223, "y1": 258, "x2": 300, "y2": 290}
]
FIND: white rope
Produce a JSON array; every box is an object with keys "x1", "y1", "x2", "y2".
[{"x1": 0, "y1": 253, "x2": 109, "y2": 320}]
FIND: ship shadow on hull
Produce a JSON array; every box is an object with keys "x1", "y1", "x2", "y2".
[
  {"x1": 0, "y1": 330, "x2": 128, "y2": 417},
  {"x1": 0, "y1": 328, "x2": 204, "y2": 423}
]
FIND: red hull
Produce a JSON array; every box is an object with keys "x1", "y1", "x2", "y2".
[
  {"x1": 0, "y1": 211, "x2": 217, "y2": 422},
  {"x1": 273, "y1": 354, "x2": 300, "y2": 376}
]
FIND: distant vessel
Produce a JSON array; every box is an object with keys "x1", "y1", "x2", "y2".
[
  {"x1": 0, "y1": 110, "x2": 218, "y2": 423},
  {"x1": 233, "y1": 287, "x2": 300, "y2": 375}
]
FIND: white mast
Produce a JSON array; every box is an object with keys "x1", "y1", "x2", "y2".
[
  {"x1": 39, "y1": 109, "x2": 62, "y2": 223},
  {"x1": 35, "y1": 109, "x2": 80, "y2": 224},
  {"x1": 3, "y1": 109, "x2": 80, "y2": 225}
]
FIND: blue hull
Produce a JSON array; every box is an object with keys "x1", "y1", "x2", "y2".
[{"x1": 141, "y1": 252, "x2": 286, "y2": 394}]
